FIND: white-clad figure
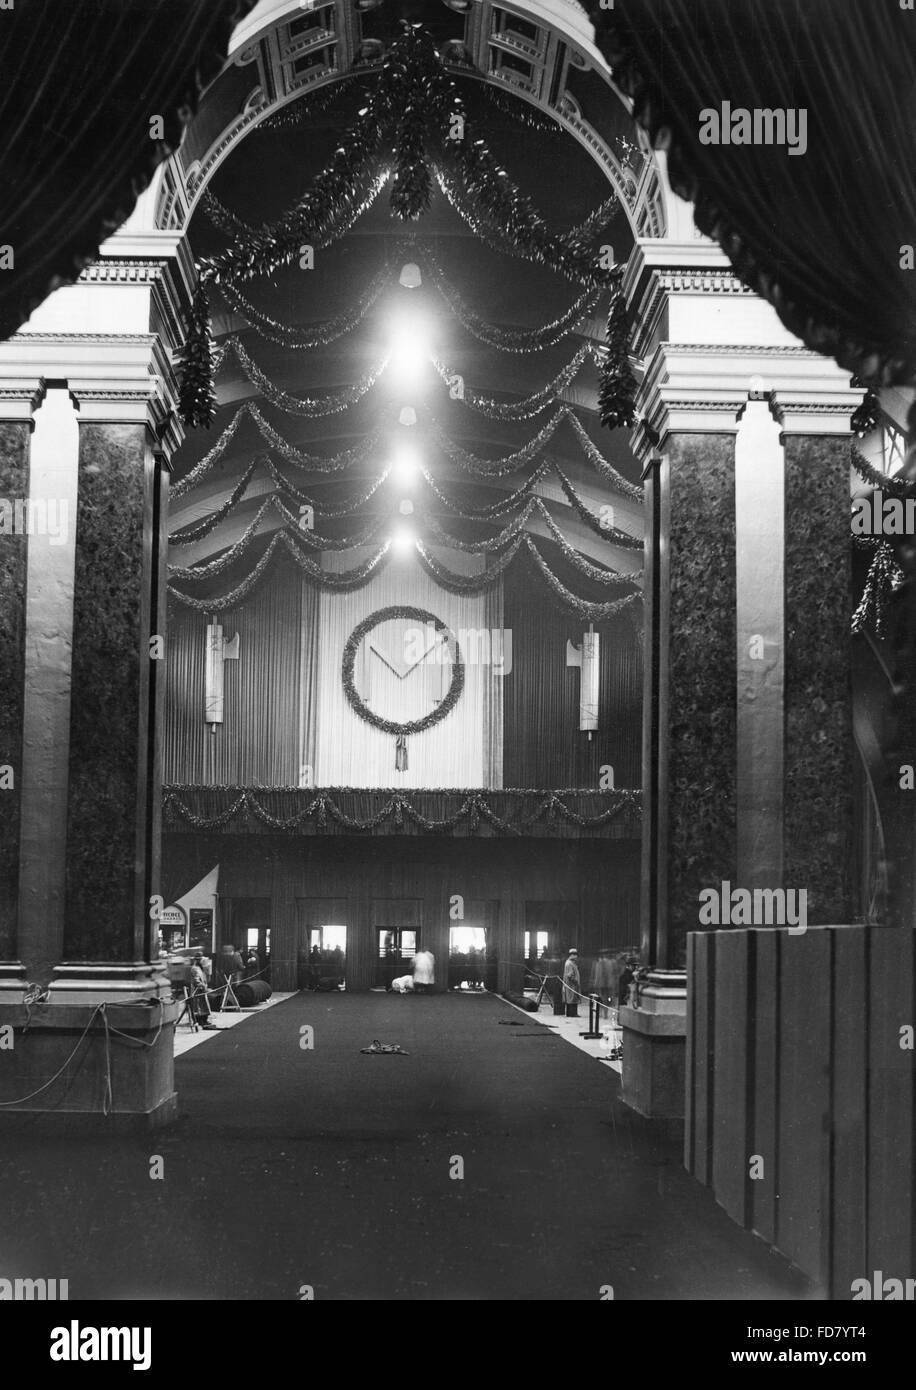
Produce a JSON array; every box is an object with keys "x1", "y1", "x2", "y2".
[{"x1": 412, "y1": 949, "x2": 435, "y2": 995}]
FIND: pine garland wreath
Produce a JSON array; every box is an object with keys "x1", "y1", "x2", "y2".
[
  {"x1": 341, "y1": 605, "x2": 465, "y2": 737},
  {"x1": 598, "y1": 278, "x2": 638, "y2": 430},
  {"x1": 178, "y1": 285, "x2": 218, "y2": 428},
  {"x1": 852, "y1": 539, "x2": 903, "y2": 637},
  {"x1": 851, "y1": 386, "x2": 881, "y2": 437}
]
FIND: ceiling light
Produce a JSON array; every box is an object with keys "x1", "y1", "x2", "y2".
[
  {"x1": 399, "y1": 499, "x2": 415, "y2": 516},
  {"x1": 399, "y1": 407, "x2": 417, "y2": 427},
  {"x1": 392, "y1": 443, "x2": 420, "y2": 484},
  {"x1": 388, "y1": 310, "x2": 429, "y2": 390},
  {"x1": 392, "y1": 525, "x2": 415, "y2": 557},
  {"x1": 399, "y1": 262, "x2": 422, "y2": 290}
]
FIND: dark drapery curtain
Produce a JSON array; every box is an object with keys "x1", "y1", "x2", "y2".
[
  {"x1": 586, "y1": 0, "x2": 916, "y2": 389},
  {"x1": 163, "y1": 561, "x2": 315, "y2": 786},
  {"x1": 0, "y1": 0, "x2": 256, "y2": 342},
  {"x1": 502, "y1": 565, "x2": 643, "y2": 788}
]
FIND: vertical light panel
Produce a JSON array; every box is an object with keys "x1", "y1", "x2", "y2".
[{"x1": 734, "y1": 398, "x2": 785, "y2": 890}]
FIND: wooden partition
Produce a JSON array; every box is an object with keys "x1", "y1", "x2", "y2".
[{"x1": 686, "y1": 924, "x2": 914, "y2": 1297}]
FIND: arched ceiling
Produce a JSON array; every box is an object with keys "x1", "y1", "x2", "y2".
[{"x1": 167, "y1": 1, "x2": 647, "y2": 615}]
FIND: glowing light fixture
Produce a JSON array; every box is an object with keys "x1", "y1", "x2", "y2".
[
  {"x1": 399, "y1": 262, "x2": 422, "y2": 290},
  {"x1": 392, "y1": 442, "x2": 420, "y2": 485},
  {"x1": 388, "y1": 310, "x2": 429, "y2": 390},
  {"x1": 399, "y1": 499, "x2": 414, "y2": 516},
  {"x1": 399, "y1": 407, "x2": 417, "y2": 427},
  {"x1": 392, "y1": 525, "x2": 415, "y2": 557}
]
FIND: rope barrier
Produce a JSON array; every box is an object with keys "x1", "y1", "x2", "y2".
[{"x1": 0, "y1": 998, "x2": 166, "y2": 1110}]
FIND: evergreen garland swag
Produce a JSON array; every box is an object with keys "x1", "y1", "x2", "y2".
[{"x1": 178, "y1": 25, "x2": 631, "y2": 431}]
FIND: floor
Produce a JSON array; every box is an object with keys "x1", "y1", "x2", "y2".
[{"x1": 0, "y1": 991, "x2": 813, "y2": 1302}]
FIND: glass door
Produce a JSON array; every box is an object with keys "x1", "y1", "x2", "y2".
[{"x1": 376, "y1": 928, "x2": 418, "y2": 989}]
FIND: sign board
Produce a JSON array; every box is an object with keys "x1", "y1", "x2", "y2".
[{"x1": 158, "y1": 906, "x2": 186, "y2": 929}]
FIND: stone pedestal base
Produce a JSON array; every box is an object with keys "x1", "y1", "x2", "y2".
[
  {"x1": 0, "y1": 994, "x2": 180, "y2": 1131},
  {"x1": 0, "y1": 962, "x2": 28, "y2": 1005},
  {"x1": 619, "y1": 969, "x2": 687, "y2": 1120}
]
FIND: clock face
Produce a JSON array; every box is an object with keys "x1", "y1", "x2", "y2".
[{"x1": 342, "y1": 606, "x2": 464, "y2": 735}]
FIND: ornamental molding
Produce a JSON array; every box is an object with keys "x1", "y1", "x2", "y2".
[{"x1": 0, "y1": 378, "x2": 45, "y2": 421}]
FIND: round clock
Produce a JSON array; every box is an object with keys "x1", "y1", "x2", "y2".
[{"x1": 341, "y1": 605, "x2": 464, "y2": 735}]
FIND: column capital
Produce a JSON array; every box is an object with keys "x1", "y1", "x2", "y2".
[
  {"x1": 0, "y1": 334, "x2": 184, "y2": 458},
  {"x1": 0, "y1": 377, "x2": 45, "y2": 422},
  {"x1": 633, "y1": 340, "x2": 864, "y2": 464}
]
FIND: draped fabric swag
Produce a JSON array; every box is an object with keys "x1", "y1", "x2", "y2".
[
  {"x1": 163, "y1": 561, "x2": 314, "y2": 786},
  {"x1": 0, "y1": 0, "x2": 257, "y2": 343},
  {"x1": 586, "y1": 0, "x2": 916, "y2": 389}
]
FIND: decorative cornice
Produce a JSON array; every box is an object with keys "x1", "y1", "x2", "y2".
[{"x1": 0, "y1": 378, "x2": 46, "y2": 421}]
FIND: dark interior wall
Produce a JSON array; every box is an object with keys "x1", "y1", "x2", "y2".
[
  {"x1": 162, "y1": 832, "x2": 641, "y2": 992},
  {"x1": 502, "y1": 566, "x2": 642, "y2": 788},
  {"x1": 163, "y1": 563, "x2": 305, "y2": 785}
]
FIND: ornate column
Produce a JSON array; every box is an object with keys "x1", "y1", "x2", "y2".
[
  {"x1": 0, "y1": 233, "x2": 191, "y2": 1127},
  {"x1": 618, "y1": 239, "x2": 861, "y2": 1120},
  {"x1": 0, "y1": 377, "x2": 44, "y2": 1003}
]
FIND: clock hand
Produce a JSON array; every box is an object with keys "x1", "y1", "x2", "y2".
[
  {"x1": 368, "y1": 641, "x2": 409, "y2": 679},
  {"x1": 403, "y1": 634, "x2": 448, "y2": 674}
]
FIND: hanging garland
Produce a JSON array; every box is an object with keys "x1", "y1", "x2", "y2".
[
  {"x1": 341, "y1": 606, "x2": 465, "y2": 737},
  {"x1": 179, "y1": 28, "x2": 623, "y2": 427},
  {"x1": 850, "y1": 441, "x2": 911, "y2": 498},
  {"x1": 852, "y1": 539, "x2": 904, "y2": 638},
  {"x1": 169, "y1": 532, "x2": 393, "y2": 612},
  {"x1": 523, "y1": 537, "x2": 642, "y2": 622},
  {"x1": 410, "y1": 239, "x2": 601, "y2": 354},
  {"x1": 170, "y1": 463, "x2": 257, "y2": 545},
  {"x1": 563, "y1": 411, "x2": 643, "y2": 500},
  {"x1": 415, "y1": 536, "x2": 527, "y2": 592},
  {"x1": 598, "y1": 273, "x2": 638, "y2": 431},
  {"x1": 432, "y1": 343, "x2": 600, "y2": 420},
  {"x1": 162, "y1": 785, "x2": 642, "y2": 836},
  {"x1": 420, "y1": 460, "x2": 551, "y2": 518},
  {"x1": 419, "y1": 501, "x2": 641, "y2": 584},
  {"x1": 172, "y1": 403, "x2": 385, "y2": 498},
  {"x1": 171, "y1": 461, "x2": 391, "y2": 541},
  {"x1": 261, "y1": 460, "x2": 391, "y2": 515},
  {"x1": 216, "y1": 261, "x2": 391, "y2": 349},
  {"x1": 553, "y1": 466, "x2": 643, "y2": 548},
  {"x1": 168, "y1": 499, "x2": 391, "y2": 580},
  {"x1": 851, "y1": 387, "x2": 881, "y2": 438},
  {"x1": 214, "y1": 337, "x2": 389, "y2": 416}
]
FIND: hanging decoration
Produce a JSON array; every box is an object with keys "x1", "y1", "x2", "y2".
[
  {"x1": 419, "y1": 501, "x2": 641, "y2": 585},
  {"x1": 172, "y1": 403, "x2": 385, "y2": 498},
  {"x1": 162, "y1": 785, "x2": 642, "y2": 836},
  {"x1": 212, "y1": 337, "x2": 389, "y2": 416},
  {"x1": 852, "y1": 538, "x2": 904, "y2": 637},
  {"x1": 409, "y1": 239, "x2": 601, "y2": 354},
  {"x1": 598, "y1": 270, "x2": 638, "y2": 431},
  {"x1": 171, "y1": 463, "x2": 258, "y2": 545},
  {"x1": 217, "y1": 262, "x2": 391, "y2": 348},
  {"x1": 554, "y1": 466, "x2": 642, "y2": 547},
  {"x1": 341, "y1": 606, "x2": 465, "y2": 772},
  {"x1": 432, "y1": 343, "x2": 601, "y2": 420},
  {"x1": 169, "y1": 532, "x2": 393, "y2": 612},
  {"x1": 851, "y1": 387, "x2": 881, "y2": 438},
  {"x1": 850, "y1": 442, "x2": 911, "y2": 498},
  {"x1": 172, "y1": 461, "x2": 391, "y2": 541},
  {"x1": 179, "y1": 27, "x2": 622, "y2": 427}
]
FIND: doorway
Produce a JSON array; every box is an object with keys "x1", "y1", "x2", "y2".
[
  {"x1": 376, "y1": 928, "x2": 418, "y2": 989},
  {"x1": 307, "y1": 924, "x2": 347, "y2": 991},
  {"x1": 448, "y1": 925, "x2": 487, "y2": 991}
]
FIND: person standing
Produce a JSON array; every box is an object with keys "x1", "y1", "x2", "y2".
[
  {"x1": 412, "y1": 949, "x2": 435, "y2": 995},
  {"x1": 562, "y1": 948, "x2": 581, "y2": 1018}
]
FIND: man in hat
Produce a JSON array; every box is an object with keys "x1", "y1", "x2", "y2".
[{"x1": 562, "y1": 948, "x2": 581, "y2": 1018}]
